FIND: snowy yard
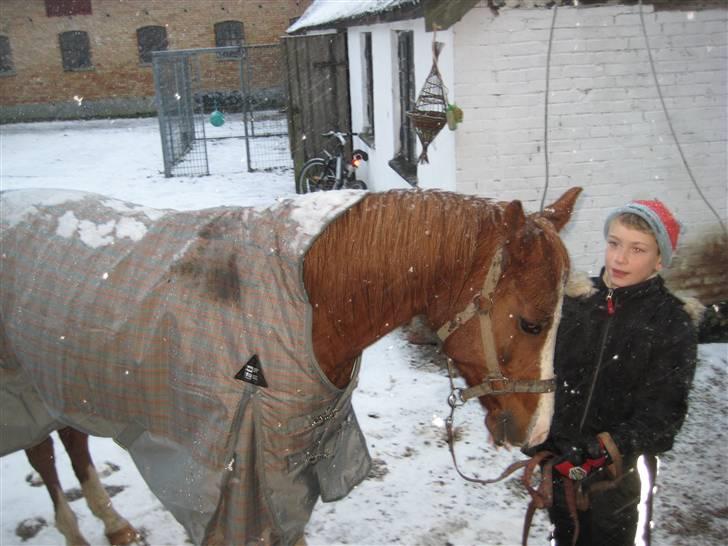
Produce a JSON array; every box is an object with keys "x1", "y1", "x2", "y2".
[{"x1": 1, "y1": 118, "x2": 726, "y2": 545}]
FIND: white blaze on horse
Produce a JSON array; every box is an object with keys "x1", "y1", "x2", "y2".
[{"x1": 0, "y1": 187, "x2": 580, "y2": 545}]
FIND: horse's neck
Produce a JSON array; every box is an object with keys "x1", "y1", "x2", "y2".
[{"x1": 304, "y1": 191, "x2": 503, "y2": 387}]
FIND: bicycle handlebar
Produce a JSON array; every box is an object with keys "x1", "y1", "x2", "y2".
[{"x1": 321, "y1": 131, "x2": 358, "y2": 145}]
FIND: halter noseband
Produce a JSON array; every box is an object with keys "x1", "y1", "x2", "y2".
[{"x1": 436, "y1": 245, "x2": 556, "y2": 402}]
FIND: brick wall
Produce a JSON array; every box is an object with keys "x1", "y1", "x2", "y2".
[
  {"x1": 0, "y1": 0, "x2": 311, "y2": 120},
  {"x1": 454, "y1": 3, "x2": 727, "y2": 302}
]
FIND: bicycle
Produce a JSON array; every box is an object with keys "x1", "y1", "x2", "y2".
[{"x1": 296, "y1": 131, "x2": 369, "y2": 194}]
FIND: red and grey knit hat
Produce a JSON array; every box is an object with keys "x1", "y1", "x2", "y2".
[{"x1": 603, "y1": 199, "x2": 681, "y2": 265}]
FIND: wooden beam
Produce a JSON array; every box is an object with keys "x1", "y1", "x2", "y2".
[{"x1": 424, "y1": 0, "x2": 480, "y2": 31}]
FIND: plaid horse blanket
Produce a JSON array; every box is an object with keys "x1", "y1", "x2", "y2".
[{"x1": 0, "y1": 189, "x2": 371, "y2": 545}]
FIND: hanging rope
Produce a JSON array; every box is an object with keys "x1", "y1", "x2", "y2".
[
  {"x1": 539, "y1": 5, "x2": 559, "y2": 212},
  {"x1": 638, "y1": 0, "x2": 727, "y2": 236}
]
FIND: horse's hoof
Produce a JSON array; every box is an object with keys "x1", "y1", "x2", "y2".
[{"x1": 106, "y1": 525, "x2": 141, "y2": 545}]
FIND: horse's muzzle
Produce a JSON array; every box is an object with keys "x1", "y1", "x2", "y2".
[{"x1": 485, "y1": 410, "x2": 523, "y2": 447}]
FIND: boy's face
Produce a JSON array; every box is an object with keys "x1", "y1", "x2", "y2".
[{"x1": 604, "y1": 219, "x2": 662, "y2": 288}]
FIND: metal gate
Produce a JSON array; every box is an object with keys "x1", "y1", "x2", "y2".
[{"x1": 152, "y1": 44, "x2": 292, "y2": 177}]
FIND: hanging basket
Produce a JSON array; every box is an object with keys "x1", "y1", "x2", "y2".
[
  {"x1": 408, "y1": 110, "x2": 447, "y2": 132},
  {"x1": 407, "y1": 110, "x2": 447, "y2": 164},
  {"x1": 407, "y1": 41, "x2": 448, "y2": 164}
]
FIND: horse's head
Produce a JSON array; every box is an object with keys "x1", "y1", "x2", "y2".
[{"x1": 436, "y1": 187, "x2": 581, "y2": 450}]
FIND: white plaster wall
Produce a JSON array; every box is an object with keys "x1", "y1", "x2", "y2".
[
  {"x1": 347, "y1": 20, "x2": 457, "y2": 191},
  {"x1": 453, "y1": 3, "x2": 727, "y2": 299}
]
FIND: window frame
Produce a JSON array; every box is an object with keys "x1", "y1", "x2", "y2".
[
  {"x1": 59, "y1": 30, "x2": 93, "y2": 71},
  {"x1": 137, "y1": 25, "x2": 169, "y2": 65},
  {"x1": 214, "y1": 20, "x2": 245, "y2": 59},
  {"x1": 389, "y1": 30, "x2": 417, "y2": 185},
  {"x1": 360, "y1": 32, "x2": 375, "y2": 146},
  {"x1": 0, "y1": 36, "x2": 15, "y2": 76}
]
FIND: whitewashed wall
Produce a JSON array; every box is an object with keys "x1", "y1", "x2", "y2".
[
  {"x1": 453, "y1": 3, "x2": 727, "y2": 299},
  {"x1": 347, "y1": 20, "x2": 457, "y2": 191}
]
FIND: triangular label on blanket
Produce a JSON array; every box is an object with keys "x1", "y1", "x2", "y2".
[{"x1": 235, "y1": 354, "x2": 268, "y2": 388}]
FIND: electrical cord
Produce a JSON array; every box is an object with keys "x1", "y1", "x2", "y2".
[
  {"x1": 638, "y1": 0, "x2": 727, "y2": 235},
  {"x1": 540, "y1": 0, "x2": 726, "y2": 238}
]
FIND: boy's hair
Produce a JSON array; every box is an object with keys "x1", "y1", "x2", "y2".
[
  {"x1": 603, "y1": 200, "x2": 681, "y2": 265},
  {"x1": 611, "y1": 212, "x2": 655, "y2": 237}
]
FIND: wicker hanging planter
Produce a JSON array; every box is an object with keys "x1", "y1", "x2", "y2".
[{"x1": 407, "y1": 41, "x2": 448, "y2": 164}]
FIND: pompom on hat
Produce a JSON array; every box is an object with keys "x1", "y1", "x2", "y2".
[{"x1": 603, "y1": 199, "x2": 682, "y2": 266}]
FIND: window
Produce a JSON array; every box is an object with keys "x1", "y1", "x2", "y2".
[
  {"x1": 45, "y1": 0, "x2": 91, "y2": 17},
  {"x1": 389, "y1": 30, "x2": 417, "y2": 184},
  {"x1": 59, "y1": 31, "x2": 92, "y2": 71},
  {"x1": 137, "y1": 26, "x2": 168, "y2": 65},
  {"x1": 361, "y1": 32, "x2": 375, "y2": 142},
  {"x1": 0, "y1": 36, "x2": 14, "y2": 75},
  {"x1": 214, "y1": 21, "x2": 244, "y2": 58}
]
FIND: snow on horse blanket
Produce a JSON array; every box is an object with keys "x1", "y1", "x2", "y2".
[{"x1": 0, "y1": 189, "x2": 372, "y2": 545}]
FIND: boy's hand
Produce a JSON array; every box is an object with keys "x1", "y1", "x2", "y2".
[{"x1": 553, "y1": 436, "x2": 610, "y2": 480}]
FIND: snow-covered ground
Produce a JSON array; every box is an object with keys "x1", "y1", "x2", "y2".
[{"x1": 1, "y1": 118, "x2": 726, "y2": 546}]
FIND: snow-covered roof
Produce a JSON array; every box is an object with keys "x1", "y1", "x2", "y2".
[{"x1": 287, "y1": 0, "x2": 420, "y2": 33}]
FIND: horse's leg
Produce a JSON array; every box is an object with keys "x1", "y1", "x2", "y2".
[
  {"x1": 57, "y1": 428, "x2": 140, "y2": 546},
  {"x1": 25, "y1": 435, "x2": 91, "y2": 546}
]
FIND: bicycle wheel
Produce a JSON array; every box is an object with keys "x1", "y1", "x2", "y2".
[
  {"x1": 344, "y1": 179, "x2": 368, "y2": 190},
  {"x1": 297, "y1": 158, "x2": 335, "y2": 194}
]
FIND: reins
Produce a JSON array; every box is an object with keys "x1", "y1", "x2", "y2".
[
  {"x1": 519, "y1": 434, "x2": 624, "y2": 546},
  {"x1": 435, "y1": 242, "x2": 621, "y2": 545}
]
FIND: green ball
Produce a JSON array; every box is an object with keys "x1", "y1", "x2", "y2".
[{"x1": 210, "y1": 110, "x2": 225, "y2": 127}]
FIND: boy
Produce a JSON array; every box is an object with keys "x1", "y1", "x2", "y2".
[{"x1": 534, "y1": 200, "x2": 701, "y2": 545}]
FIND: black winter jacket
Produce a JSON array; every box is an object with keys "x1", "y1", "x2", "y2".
[{"x1": 547, "y1": 271, "x2": 698, "y2": 465}]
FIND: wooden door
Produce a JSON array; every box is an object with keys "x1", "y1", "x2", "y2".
[{"x1": 282, "y1": 32, "x2": 351, "y2": 177}]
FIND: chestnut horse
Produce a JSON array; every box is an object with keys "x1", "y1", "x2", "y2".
[{"x1": 1, "y1": 187, "x2": 580, "y2": 545}]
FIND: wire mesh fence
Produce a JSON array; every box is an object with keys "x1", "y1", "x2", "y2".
[{"x1": 152, "y1": 44, "x2": 292, "y2": 177}]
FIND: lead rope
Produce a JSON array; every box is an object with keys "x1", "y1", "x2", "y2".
[
  {"x1": 521, "y1": 433, "x2": 624, "y2": 546},
  {"x1": 445, "y1": 358, "x2": 530, "y2": 485},
  {"x1": 445, "y1": 354, "x2": 617, "y2": 546},
  {"x1": 520, "y1": 450, "x2": 581, "y2": 546}
]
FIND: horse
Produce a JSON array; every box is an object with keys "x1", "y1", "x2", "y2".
[{"x1": 0, "y1": 186, "x2": 581, "y2": 546}]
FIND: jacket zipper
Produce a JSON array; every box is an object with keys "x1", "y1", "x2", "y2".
[
  {"x1": 606, "y1": 288, "x2": 615, "y2": 315},
  {"x1": 578, "y1": 288, "x2": 615, "y2": 432}
]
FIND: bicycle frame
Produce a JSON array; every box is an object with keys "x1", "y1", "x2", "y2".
[{"x1": 297, "y1": 131, "x2": 368, "y2": 194}]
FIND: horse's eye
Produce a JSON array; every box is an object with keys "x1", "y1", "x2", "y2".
[{"x1": 519, "y1": 317, "x2": 543, "y2": 335}]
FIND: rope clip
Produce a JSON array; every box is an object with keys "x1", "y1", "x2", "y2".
[{"x1": 447, "y1": 388, "x2": 465, "y2": 408}]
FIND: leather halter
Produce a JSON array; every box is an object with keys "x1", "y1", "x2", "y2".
[
  {"x1": 437, "y1": 244, "x2": 557, "y2": 487},
  {"x1": 436, "y1": 246, "x2": 556, "y2": 402}
]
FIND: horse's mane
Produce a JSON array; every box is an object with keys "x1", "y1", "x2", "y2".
[{"x1": 304, "y1": 190, "x2": 509, "y2": 326}]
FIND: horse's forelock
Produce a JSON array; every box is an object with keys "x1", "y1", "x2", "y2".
[{"x1": 507, "y1": 217, "x2": 570, "y2": 314}]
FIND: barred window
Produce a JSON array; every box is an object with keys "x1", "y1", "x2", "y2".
[
  {"x1": 59, "y1": 31, "x2": 92, "y2": 71},
  {"x1": 214, "y1": 21, "x2": 244, "y2": 58},
  {"x1": 137, "y1": 26, "x2": 168, "y2": 65},
  {"x1": 0, "y1": 36, "x2": 14, "y2": 74},
  {"x1": 45, "y1": 0, "x2": 92, "y2": 17}
]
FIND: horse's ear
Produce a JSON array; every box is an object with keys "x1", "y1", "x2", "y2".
[
  {"x1": 539, "y1": 187, "x2": 583, "y2": 232},
  {"x1": 503, "y1": 199, "x2": 526, "y2": 235}
]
